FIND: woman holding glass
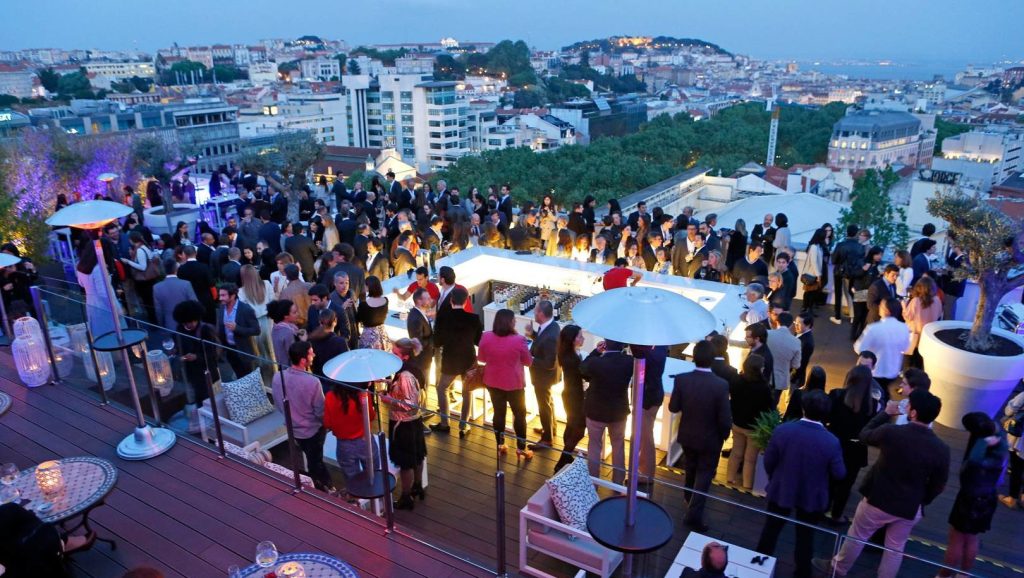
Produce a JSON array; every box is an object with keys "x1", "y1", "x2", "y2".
[{"x1": 383, "y1": 337, "x2": 427, "y2": 510}]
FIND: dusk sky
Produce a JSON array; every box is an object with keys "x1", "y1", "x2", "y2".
[{"x1": 4, "y1": 0, "x2": 1022, "y2": 64}]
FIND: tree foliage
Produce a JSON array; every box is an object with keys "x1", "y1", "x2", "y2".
[
  {"x1": 839, "y1": 168, "x2": 908, "y2": 253},
  {"x1": 928, "y1": 189, "x2": 1024, "y2": 351},
  {"x1": 934, "y1": 118, "x2": 972, "y2": 155},
  {"x1": 38, "y1": 68, "x2": 60, "y2": 93},
  {"x1": 350, "y1": 46, "x2": 409, "y2": 66},
  {"x1": 439, "y1": 102, "x2": 847, "y2": 205},
  {"x1": 237, "y1": 131, "x2": 324, "y2": 222}
]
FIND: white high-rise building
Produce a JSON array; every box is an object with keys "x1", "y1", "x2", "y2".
[
  {"x1": 933, "y1": 129, "x2": 1024, "y2": 192},
  {"x1": 239, "y1": 93, "x2": 349, "y2": 145}
]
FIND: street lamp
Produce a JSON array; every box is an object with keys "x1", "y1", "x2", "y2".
[
  {"x1": 571, "y1": 286, "x2": 716, "y2": 577},
  {"x1": 46, "y1": 200, "x2": 176, "y2": 460}
]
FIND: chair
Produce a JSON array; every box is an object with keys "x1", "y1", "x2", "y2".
[
  {"x1": 198, "y1": 394, "x2": 288, "y2": 451},
  {"x1": 519, "y1": 476, "x2": 642, "y2": 578}
]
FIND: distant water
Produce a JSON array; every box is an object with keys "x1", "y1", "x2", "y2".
[{"x1": 802, "y1": 62, "x2": 965, "y2": 82}]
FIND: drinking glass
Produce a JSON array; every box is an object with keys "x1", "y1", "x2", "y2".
[
  {"x1": 0, "y1": 463, "x2": 17, "y2": 485},
  {"x1": 227, "y1": 564, "x2": 241, "y2": 578},
  {"x1": 0, "y1": 485, "x2": 19, "y2": 505},
  {"x1": 162, "y1": 337, "x2": 175, "y2": 353},
  {"x1": 255, "y1": 541, "x2": 278, "y2": 568}
]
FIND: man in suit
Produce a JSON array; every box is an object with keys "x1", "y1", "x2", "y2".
[
  {"x1": 830, "y1": 224, "x2": 863, "y2": 324},
  {"x1": 756, "y1": 390, "x2": 845, "y2": 578},
  {"x1": 750, "y1": 213, "x2": 776, "y2": 263},
  {"x1": 642, "y1": 232, "x2": 663, "y2": 271},
  {"x1": 814, "y1": 390, "x2": 950, "y2": 578},
  {"x1": 269, "y1": 189, "x2": 288, "y2": 223},
  {"x1": 509, "y1": 213, "x2": 542, "y2": 252},
  {"x1": 497, "y1": 184, "x2": 514, "y2": 225},
  {"x1": 708, "y1": 334, "x2": 738, "y2": 384},
  {"x1": 331, "y1": 173, "x2": 348, "y2": 212},
  {"x1": 209, "y1": 234, "x2": 231, "y2": 281},
  {"x1": 306, "y1": 283, "x2": 349, "y2": 343},
  {"x1": 195, "y1": 233, "x2": 216, "y2": 268},
  {"x1": 766, "y1": 312, "x2": 801, "y2": 398},
  {"x1": 352, "y1": 224, "x2": 372, "y2": 266},
  {"x1": 638, "y1": 345, "x2": 668, "y2": 484},
  {"x1": 153, "y1": 260, "x2": 197, "y2": 333},
  {"x1": 257, "y1": 210, "x2": 282, "y2": 253},
  {"x1": 627, "y1": 200, "x2": 649, "y2": 231},
  {"x1": 385, "y1": 170, "x2": 402, "y2": 202},
  {"x1": 392, "y1": 232, "x2": 418, "y2": 279},
  {"x1": 284, "y1": 222, "x2": 318, "y2": 282},
  {"x1": 176, "y1": 245, "x2": 216, "y2": 323},
  {"x1": 330, "y1": 271, "x2": 359, "y2": 350},
  {"x1": 794, "y1": 313, "x2": 815, "y2": 388},
  {"x1": 237, "y1": 207, "x2": 261, "y2": 250},
  {"x1": 216, "y1": 283, "x2": 261, "y2": 378},
  {"x1": 745, "y1": 322, "x2": 775, "y2": 389},
  {"x1": 396, "y1": 178, "x2": 416, "y2": 211},
  {"x1": 671, "y1": 222, "x2": 700, "y2": 277},
  {"x1": 669, "y1": 341, "x2": 731, "y2": 532},
  {"x1": 432, "y1": 286, "x2": 483, "y2": 434},
  {"x1": 590, "y1": 234, "x2": 615, "y2": 266},
  {"x1": 579, "y1": 339, "x2": 635, "y2": 484},
  {"x1": 866, "y1": 264, "x2": 899, "y2": 325},
  {"x1": 220, "y1": 247, "x2": 243, "y2": 286},
  {"x1": 406, "y1": 287, "x2": 435, "y2": 387},
  {"x1": 366, "y1": 238, "x2": 390, "y2": 282},
  {"x1": 527, "y1": 300, "x2": 560, "y2": 448}
]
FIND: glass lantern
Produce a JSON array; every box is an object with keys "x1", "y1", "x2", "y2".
[
  {"x1": 68, "y1": 323, "x2": 90, "y2": 355},
  {"x1": 13, "y1": 316, "x2": 43, "y2": 342},
  {"x1": 146, "y1": 350, "x2": 173, "y2": 396},
  {"x1": 52, "y1": 345, "x2": 75, "y2": 379},
  {"x1": 276, "y1": 562, "x2": 306, "y2": 578},
  {"x1": 12, "y1": 334, "x2": 51, "y2": 387},
  {"x1": 34, "y1": 460, "x2": 65, "y2": 497},
  {"x1": 85, "y1": 350, "x2": 116, "y2": 391}
]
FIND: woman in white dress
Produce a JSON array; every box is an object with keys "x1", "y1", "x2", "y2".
[
  {"x1": 238, "y1": 264, "x2": 275, "y2": 365},
  {"x1": 75, "y1": 238, "x2": 122, "y2": 339}
]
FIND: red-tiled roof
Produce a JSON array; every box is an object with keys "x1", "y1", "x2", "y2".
[
  {"x1": 763, "y1": 166, "x2": 789, "y2": 189},
  {"x1": 987, "y1": 198, "x2": 1024, "y2": 221}
]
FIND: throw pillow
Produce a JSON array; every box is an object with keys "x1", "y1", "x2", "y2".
[
  {"x1": 545, "y1": 456, "x2": 599, "y2": 531},
  {"x1": 222, "y1": 370, "x2": 275, "y2": 425}
]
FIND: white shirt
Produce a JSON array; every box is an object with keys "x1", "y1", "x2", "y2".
[
  {"x1": 536, "y1": 318, "x2": 554, "y2": 336},
  {"x1": 854, "y1": 317, "x2": 911, "y2": 379},
  {"x1": 744, "y1": 299, "x2": 768, "y2": 325}
]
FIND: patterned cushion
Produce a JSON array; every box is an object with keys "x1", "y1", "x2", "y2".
[
  {"x1": 545, "y1": 457, "x2": 599, "y2": 531},
  {"x1": 222, "y1": 370, "x2": 275, "y2": 425}
]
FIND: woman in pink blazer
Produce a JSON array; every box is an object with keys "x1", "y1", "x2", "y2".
[
  {"x1": 477, "y1": 308, "x2": 534, "y2": 460},
  {"x1": 904, "y1": 276, "x2": 943, "y2": 369}
]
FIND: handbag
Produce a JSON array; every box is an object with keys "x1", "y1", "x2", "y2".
[
  {"x1": 131, "y1": 247, "x2": 164, "y2": 282},
  {"x1": 463, "y1": 363, "x2": 486, "y2": 391},
  {"x1": 800, "y1": 273, "x2": 821, "y2": 292},
  {"x1": 853, "y1": 289, "x2": 869, "y2": 302}
]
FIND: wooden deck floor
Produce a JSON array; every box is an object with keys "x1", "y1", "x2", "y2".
[{"x1": 0, "y1": 354, "x2": 491, "y2": 578}]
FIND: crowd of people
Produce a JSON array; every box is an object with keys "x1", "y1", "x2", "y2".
[{"x1": 11, "y1": 166, "x2": 1020, "y2": 578}]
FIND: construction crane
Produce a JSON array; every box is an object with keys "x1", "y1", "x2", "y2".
[{"x1": 765, "y1": 85, "x2": 780, "y2": 167}]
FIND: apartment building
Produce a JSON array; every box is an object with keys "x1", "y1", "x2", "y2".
[
  {"x1": 239, "y1": 92, "x2": 348, "y2": 145},
  {"x1": 933, "y1": 129, "x2": 1023, "y2": 192},
  {"x1": 827, "y1": 110, "x2": 935, "y2": 171}
]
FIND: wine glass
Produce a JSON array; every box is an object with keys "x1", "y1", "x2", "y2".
[
  {"x1": 162, "y1": 337, "x2": 175, "y2": 353},
  {"x1": 1, "y1": 463, "x2": 17, "y2": 485},
  {"x1": 0, "y1": 485, "x2": 19, "y2": 505},
  {"x1": 255, "y1": 541, "x2": 278, "y2": 568}
]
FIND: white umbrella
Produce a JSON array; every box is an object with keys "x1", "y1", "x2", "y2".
[
  {"x1": 572, "y1": 286, "x2": 716, "y2": 573},
  {"x1": 321, "y1": 348, "x2": 403, "y2": 383},
  {"x1": 45, "y1": 200, "x2": 131, "y2": 230}
]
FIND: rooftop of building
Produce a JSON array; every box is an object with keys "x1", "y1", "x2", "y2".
[{"x1": 833, "y1": 110, "x2": 921, "y2": 132}]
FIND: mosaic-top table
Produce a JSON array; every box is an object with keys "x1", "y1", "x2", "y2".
[
  {"x1": 14, "y1": 456, "x2": 118, "y2": 548},
  {"x1": 237, "y1": 553, "x2": 359, "y2": 578}
]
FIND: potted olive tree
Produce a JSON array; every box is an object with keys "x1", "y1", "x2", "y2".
[
  {"x1": 749, "y1": 409, "x2": 781, "y2": 497},
  {"x1": 920, "y1": 189, "x2": 1024, "y2": 427}
]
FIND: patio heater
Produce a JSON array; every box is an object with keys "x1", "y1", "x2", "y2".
[
  {"x1": 571, "y1": 286, "x2": 716, "y2": 577},
  {"x1": 322, "y1": 349, "x2": 401, "y2": 523},
  {"x1": 97, "y1": 172, "x2": 119, "y2": 199},
  {"x1": 46, "y1": 200, "x2": 176, "y2": 460},
  {"x1": 0, "y1": 253, "x2": 21, "y2": 346}
]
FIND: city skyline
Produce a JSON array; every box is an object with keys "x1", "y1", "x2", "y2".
[{"x1": 3, "y1": 0, "x2": 1021, "y2": 64}]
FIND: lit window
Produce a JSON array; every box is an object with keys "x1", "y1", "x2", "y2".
[{"x1": 840, "y1": 142, "x2": 847, "y2": 149}]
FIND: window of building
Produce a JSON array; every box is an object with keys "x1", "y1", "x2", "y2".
[{"x1": 400, "y1": 91, "x2": 412, "y2": 101}]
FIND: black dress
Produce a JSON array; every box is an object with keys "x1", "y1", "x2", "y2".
[
  {"x1": 949, "y1": 437, "x2": 1008, "y2": 534},
  {"x1": 559, "y1": 351, "x2": 585, "y2": 435}
]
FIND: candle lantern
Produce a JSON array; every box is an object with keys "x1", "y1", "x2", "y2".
[
  {"x1": 13, "y1": 316, "x2": 44, "y2": 341},
  {"x1": 146, "y1": 350, "x2": 173, "y2": 396},
  {"x1": 12, "y1": 334, "x2": 51, "y2": 387},
  {"x1": 276, "y1": 562, "x2": 307, "y2": 578},
  {"x1": 68, "y1": 323, "x2": 89, "y2": 355},
  {"x1": 85, "y1": 350, "x2": 116, "y2": 391},
  {"x1": 52, "y1": 345, "x2": 75, "y2": 379},
  {"x1": 34, "y1": 460, "x2": 65, "y2": 497}
]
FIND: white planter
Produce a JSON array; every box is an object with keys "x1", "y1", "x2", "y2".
[
  {"x1": 143, "y1": 203, "x2": 201, "y2": 237},
  {"x1": 752, "y1": 451, "x2": 769, "y2": 498},
  {"x1": 918, "y1": 320, "x2": 1024, "y2": 429}
]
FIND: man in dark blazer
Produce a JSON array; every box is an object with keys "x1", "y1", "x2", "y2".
[
  {"x1": 331, "y1": 175, "x2": 349, "y2": 212},
  {"x1": 284, "y1": 222, "x2": 318, "y2": 282},
  {"x1": 756, "y1": 390, "x2": 845, "y2": 578},
  {"x1": 352, "y1": 224, "x2": 372, "y2": 266},
  {"x1": 153, "y1": 260, "x2": 197, "y2": 333},
  {"x1": 329, "y1": 271, "x2": 359, "y2": 350},
  {"x1": 497, "y1": 184, "x2": 514, "y2": 225},
  {"x1": 589, "y1": 234, "x2": 615, "y2": 266},
  {"x1": 708, "y1": 334, "x2": 738, "y2": 384},
  {"x1": 216, "y1": 283, "x2": 261, "y2": 378},
  {"x1": 671, "y1": 222, "x2": 699, "y2": 276},
  {"x1": 269, "y1": 190, "x2": 288, "y2": 223},
  {"x1": 392, "y1": 232, "x2": 418, "y2": 279},
  {"x1": 815, "y1": 390, "x2": 950, "y2": 577},
  {"x1": 669, "y1": 340, "x2": 731, "y2": 532},
  {"x1": 257, "y1": 210, "x2": 282, "y2": 253},
  {"x1": 508, "y1": 213, "x2": 542, "y2": 252},
  {"x1": 406, "y1": 287, "x2": 435, "y2": 387},
  {"x1": 527, "y1": 300, "x2": 560, "y2": 447},
  {"x1": 220, "y1": 247, "x2": 243, "y2": 287},
  {"x1": 432, "y1": 286, "x2": 482, "y2": 433},
  {"x1": 641, "y1": 233, "x2": 662, "y2": 271},
  {"x1": 366, "y1": 238, "x2": 391, "y2": 283},
  {"x1": 195, "y1": 233, "x2": 216, "y2": 268},
  {"x1": 306, "y1": 283, "x2": 349, "y2": 343},
  {"x1": 176, "y1": 245, "x2": 216, "y2": 323},
  {"x1": 866, "y1": 264, "x2": 899, "y2": 325}
]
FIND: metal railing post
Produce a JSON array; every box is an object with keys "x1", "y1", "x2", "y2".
[
  {"x1": 277, "y1": 364, "x2": 304, "y2": 493},
  {"x1": 495, "y1": 470, "x2": 507, "y2": 577},
  {"x1": 379, "y1": 431, "x2": 395, "y2": 534},
  {"x1": 201, "y1": 344, "x2": 226, "y2": 458},
  {"x1": 29, "y1": 286, "x2": 61, "y2": 385}
]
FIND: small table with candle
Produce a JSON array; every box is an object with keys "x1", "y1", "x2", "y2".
[
  {"x1": 0, "y1": 390, "x2": 11, "y2": 417},
  {"x1": 237, "y1": 553, "x2": 359, "y2": 578},
  {"x1": 12, "y1": 456, "x2": 118, "y2": 548}
]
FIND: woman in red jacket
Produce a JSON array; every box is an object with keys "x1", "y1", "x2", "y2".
[
  {"x1": 323, "y1": 382, "x2": 377, "y2": 498},
  {"x1": 477, "y1": 309, "x2": 534, "y2": 461}
]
